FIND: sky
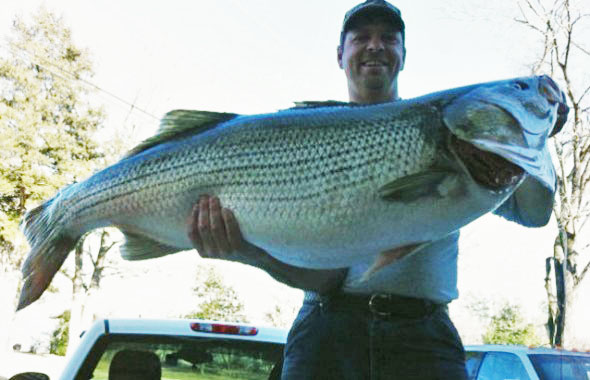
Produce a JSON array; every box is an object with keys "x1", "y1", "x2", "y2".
[{"x1": 1, "y1": 0, "x2": 589, "y2": 352}]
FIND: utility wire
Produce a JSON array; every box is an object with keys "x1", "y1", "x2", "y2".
[{"x1": 0, "y1": 43, "x2": 160, "y2": 121}]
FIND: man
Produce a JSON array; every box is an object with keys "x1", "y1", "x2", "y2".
[{"x1": 187, "y1": 1, "x2": 550, "y2": 378}]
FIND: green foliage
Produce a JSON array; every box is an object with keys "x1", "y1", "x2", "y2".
[
  {"x1": 0, "y1": 7, "x2": 107, "y2": 271},
  {"x1": 483, "y1": 303, "x2": 541, "y2": 346},
  {"x1": 264, "y1": 303, "x2": 298, "y2": 328},
  {"x1": 49, "y1": 309, "x2": 70, "y2": 356},
  {"x1": 184, "y1": 266, "x2": 248, "y2": 323}
]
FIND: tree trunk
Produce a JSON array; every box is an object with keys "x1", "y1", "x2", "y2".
[
  {"x1": 66, "y1": 241, "x2": 86, "y2": 356},
  {"x1": 546, "y1": 230, "x2": 580, "y2": 347}
]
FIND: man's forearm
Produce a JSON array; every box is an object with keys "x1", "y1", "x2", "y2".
[
  {"x1": 188, "y1": 196, "x2": 347, "y2": 293},
  {"x1": 237, "y1": 246, "x2": 347, "y2": 294}
]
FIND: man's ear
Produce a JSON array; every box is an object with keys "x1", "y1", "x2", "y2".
[
  {"x1": 400, "y1": 47, "x2": 406, "y2": 71},
  {"x1": 337, "y1": 45, "x2": 344, "y2": 69}
]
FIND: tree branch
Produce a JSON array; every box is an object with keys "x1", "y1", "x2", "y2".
[
  {"x1": 577, "y1": 84, "x2": 590, "y2": 105},
  {"x1": 562, "y1": 0, "x2": 573, "y2": 69},
  {"x1": 514, "y1": 18, "x2": 546, "y2": 34},
  {"x1": 579, "y1": 133, "x2": 590, "y2": 162},
  {"x1": 554, "y1": 138, "x2": 569, "y2": 206},
  {"x1": 59, "y1": 268, "x2": 73, "y2": 282},
  {"x1": 528, "y1": 0, "x2": 545, "y2": 18},
  {"x1": 575, "y1": 259, "x2": 590, "y2": 287},
  {"x1": 85, "y1": 250, "x2": 95, "y2": 265},
  {"x1": 99, "y1": 242, "x2": 116, "y2": 257}
]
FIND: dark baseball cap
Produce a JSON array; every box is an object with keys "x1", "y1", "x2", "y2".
[{"x1": 340, "y1": 0, "x2": 405, "y2": 46}]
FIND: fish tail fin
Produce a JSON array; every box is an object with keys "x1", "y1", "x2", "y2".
[
  {"x1": 359, "y1": 243, "x2": 427, "y2": 283},
  {"x1": 17, "y1": 198, "x2": 81, "y2": 311}
]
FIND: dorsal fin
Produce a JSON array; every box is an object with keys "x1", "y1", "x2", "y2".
[
  {"x1": 291, "y1": 100, "x2": 354, "y2": 109},
  {"x1": 124, "y1": 109, "x2": 239, "y2": 158}
]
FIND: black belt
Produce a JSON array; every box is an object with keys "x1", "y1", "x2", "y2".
[{"x1": 315, "y1": 292, "x2": 442, "y2": 319}]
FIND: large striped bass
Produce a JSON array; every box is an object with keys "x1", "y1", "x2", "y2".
[{"x1": 17, "y1": 75, "x2": 568, "y2": 310}]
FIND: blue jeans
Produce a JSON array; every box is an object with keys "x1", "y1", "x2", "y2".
[{"x1": 281, "y1": 294, "x2": 467, "y2": 380}]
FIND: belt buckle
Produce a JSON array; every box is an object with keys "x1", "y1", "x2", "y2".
[{"x1": 369, "y1": 293, "x2": 393, "y2": 317}]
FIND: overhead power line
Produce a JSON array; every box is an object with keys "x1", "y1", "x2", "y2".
[{"x1": 0, "y1": 43, "x2": 160, "y2": 121}]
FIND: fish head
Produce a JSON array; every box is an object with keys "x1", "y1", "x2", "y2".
[{"x1": 442, "y1": 75, "x2": 568, "y2": 192}]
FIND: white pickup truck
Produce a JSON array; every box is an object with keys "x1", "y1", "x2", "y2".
[
  {"x1": 14, "y1": 319, "x2": 590, "y2": 380},
  {"x1": 9, "y1": 318, "x2": 287, "y2": 380}
]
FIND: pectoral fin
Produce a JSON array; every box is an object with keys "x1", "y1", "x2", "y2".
[
  {"x1": 120, "y1": 231, "x2": 180, "y2": 261},
  {"x1": 379, "y1": 171, "x2": 452, "y2": 202},
  {"x1": 359, "y1": 242, "x2": 428, "y2": 282}
]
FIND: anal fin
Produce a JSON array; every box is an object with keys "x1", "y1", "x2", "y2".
[{"x1": 120, "y1": 231, "x2": 181, "y2": 261}]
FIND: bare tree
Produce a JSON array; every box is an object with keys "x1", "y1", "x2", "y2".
[
  {"x1": 60, "y1": 229, "x2": 119, "y2": 354},
  {"x1": 516, "y1": 0, "x2": 590, "y2": 347}
]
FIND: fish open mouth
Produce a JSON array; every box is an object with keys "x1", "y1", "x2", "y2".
[{"x1": 451, "y1": 135, "x2": 525, "y2": 190}]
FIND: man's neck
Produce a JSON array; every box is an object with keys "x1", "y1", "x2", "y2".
[{"x1": 349, "y1": 87, "x2": 399, "y2": 104}]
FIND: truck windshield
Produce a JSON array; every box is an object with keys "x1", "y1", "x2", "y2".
[
  {"x1": 77, "y1": 334, "x2": 283, "y2": 380},
  {"x1": 529, "y1": 354, "x2": 590, "y2": 380}
]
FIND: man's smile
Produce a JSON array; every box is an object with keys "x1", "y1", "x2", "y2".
[{"x1": 362, "y1": 60, "x2": 388, "y2": 67}]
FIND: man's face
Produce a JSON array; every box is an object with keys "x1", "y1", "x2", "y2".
[{"x1": 338, "y1": 20, "x2": 405, "y2": 102}]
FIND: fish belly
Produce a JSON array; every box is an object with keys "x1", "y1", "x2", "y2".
[{"x1": 225, "y1": 176, "x2": 515, "y2": 269}]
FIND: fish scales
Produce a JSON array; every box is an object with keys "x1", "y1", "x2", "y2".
[
  {"x1": 16, "y1": 75, "x2": 568, "y2": 310},
  {"x1": 70, "y1": 105, "x2": 438, "y2": 226}
]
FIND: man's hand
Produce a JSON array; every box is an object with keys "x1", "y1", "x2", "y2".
[
  {"x1": 186, "y1": 195, "x2": 347, "y2": 293},
  {"x1": 187, "y1": 195, "x2": 262, "y2": 260}
]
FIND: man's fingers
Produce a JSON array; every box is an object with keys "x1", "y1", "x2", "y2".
[
  {"x1": 187, "y1": 203, "x2": 204, "y2": 253},
  {"x1": 210, "y1": 196, "x2": 231, "y2": 254},
  {"x1": 222, "y1": 207, "x2": 245, "y2": 252},
  {"x1": 188, "y1": 195, "x2": 246, "y2": 260},
  {"x1": 198, "y1": 196, "x2": 219, "y2": 257}
]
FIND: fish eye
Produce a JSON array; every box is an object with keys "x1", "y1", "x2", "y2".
[{"x1": 513, "y1": 81, "x2": 529, "y2": 90}]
